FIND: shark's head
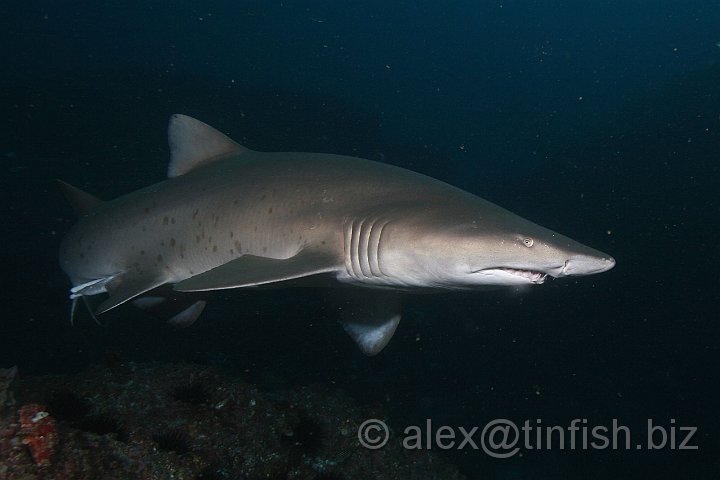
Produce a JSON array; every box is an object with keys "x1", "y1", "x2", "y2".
[{"x1": 364, "y1": 201, "x2": 615, "y2": 289}]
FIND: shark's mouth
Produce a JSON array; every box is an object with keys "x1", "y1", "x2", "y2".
[{"x1": 498, "y1": 267, "x2": 547, "y2": 284}]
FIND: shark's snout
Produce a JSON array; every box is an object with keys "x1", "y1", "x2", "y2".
[{"x1": 561, "y1": 254, "x2": 615, "y2": 276}]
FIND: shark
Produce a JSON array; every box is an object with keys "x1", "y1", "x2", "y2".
[{"x1": 59, "y1": 114, "x2": 615, "y2": 355}]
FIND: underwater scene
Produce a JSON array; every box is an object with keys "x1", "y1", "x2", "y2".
[{"x1": 1, "y1": 1, "x2": 718, "y2": 479}]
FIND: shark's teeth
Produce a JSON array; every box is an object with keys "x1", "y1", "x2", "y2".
[{"x1": 499, "y1": 268, "x2": 547, "y2": 284}]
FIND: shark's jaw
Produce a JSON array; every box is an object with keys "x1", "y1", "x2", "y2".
[
  {"x1": 468, "y1": 253, "x2": 616, "y2": 286},
  {"x1": 497, "y1": 267, "x2": 548, "y2": 284},
  {"x1": 470, "y1": 267, "x2": 549, "y2": 285}
]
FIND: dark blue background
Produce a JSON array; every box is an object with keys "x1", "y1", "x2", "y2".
[{"x1": 2, "y1": 1, "x2": 719, "y2": 478}]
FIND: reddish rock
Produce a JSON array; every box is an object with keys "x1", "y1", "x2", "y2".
[
  {"x1": 0, "y1": 363, "x2": 465, "y2": 479},
  {"x1": 18, "y1": 404, "x2": 57, "y2": 467}
]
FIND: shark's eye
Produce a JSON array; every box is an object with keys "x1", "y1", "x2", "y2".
[{"x1": 522, "y1": 237, "x2": 534, "y2": 247}]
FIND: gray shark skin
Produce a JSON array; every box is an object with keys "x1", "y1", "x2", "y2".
[{"x1": 59, "y1": 114, "x2": 615, "y2": 355}]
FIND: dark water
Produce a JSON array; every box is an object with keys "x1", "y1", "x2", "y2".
[{"x1": 2, "y1": 1, "x2": 719, "y2": 478}]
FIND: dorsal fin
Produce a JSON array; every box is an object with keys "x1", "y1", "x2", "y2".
[
  {"x1": 56, "y1": 180, "x2": 103, "y2": 215},
  {"x1": 167, "y1": 114, "x2": 247, "y2": 178}
]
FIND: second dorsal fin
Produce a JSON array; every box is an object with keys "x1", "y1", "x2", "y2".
[
  {"x1": 57, "y1": 180, "x2": 103, "y2": 215},
  {"x1": 167, "y1": 114, "x2": 248, "y2": 178}
]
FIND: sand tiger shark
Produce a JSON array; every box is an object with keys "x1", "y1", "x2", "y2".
[{"x1": 59, "y1": 114, "x2": 615, "y2": 355}]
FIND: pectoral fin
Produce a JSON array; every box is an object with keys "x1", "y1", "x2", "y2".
[
  {"x1": 342, "y1": 313, "x2": 401, "y2": 356},
  {"x1": 174, "y1": 249, "x2": 339, "y2": 292},
  {"x1": 333, "y1": 291, "x2": 402, "y2": 356}
]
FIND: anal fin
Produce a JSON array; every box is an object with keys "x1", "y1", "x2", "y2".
[
  {"x1": 96, "y1": 273, "x2": 167, "y2": 314},
  {"x1": 167, "y1": 301, "x2": 207, "y2": 328},
  {"x1": 132, "y1": 288, "x2": 207, "y2": 328}
]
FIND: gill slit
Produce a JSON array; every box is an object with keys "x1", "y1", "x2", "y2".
[
  {"x1": 375, "y1": 219, "x2": 390, "y2": 277},
  {"x1": 350, "y1": 218, "x2": 364, "y2": 279},
  {"x1": 358, "y1": 218, "x2": 373, "y2": 278}
]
